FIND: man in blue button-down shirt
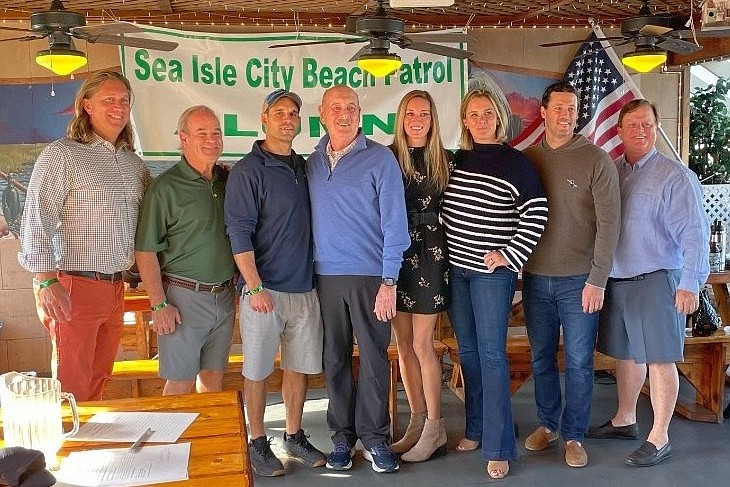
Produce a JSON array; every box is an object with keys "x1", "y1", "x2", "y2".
[{"x1": 588, "y1": 99, "x2": 710, "y2": 467}]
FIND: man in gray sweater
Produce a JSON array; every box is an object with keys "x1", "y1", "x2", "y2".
[{"x1": 521, "y1": 81, "x2": 620, "y2": 468}]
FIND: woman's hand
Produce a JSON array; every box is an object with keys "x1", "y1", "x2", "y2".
[{"x1": 484, "y1": 251, "x2": 508, "y2": 272}]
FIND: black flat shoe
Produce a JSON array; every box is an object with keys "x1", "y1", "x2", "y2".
[
  {"x1": 625, "y1": 441, "x2": 671, "y2": 467},
  {"x1": 586, "y1": 420, "x2": 639, "y2": 440}
]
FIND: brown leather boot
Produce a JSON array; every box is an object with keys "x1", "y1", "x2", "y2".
[
  {"x1": 401, "y1": 417, "x2": 447, "y2": 462},
  {"x1": 391, "y1": 412, "x2": 426, "y2": 454}
]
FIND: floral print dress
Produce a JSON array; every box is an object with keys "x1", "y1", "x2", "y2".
[{"x1": 395, "y1": 146, "x2": 454, "y2": 314}]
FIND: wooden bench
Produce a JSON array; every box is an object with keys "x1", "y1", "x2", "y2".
[
  {"x1": 121, "y1": 288, "x2": 155, "y2": 359},
  {"x1": 108, "y1": 341, "x2": 449, "y2": 434},
  {"x1": 673, "y1": 329, "x2": 730, "y2": 423},
  {"x1": 442, "y1": 334, "x2": 616, "y2": 401},
  {"x1": 443, "y1": 329, "x2": 730, "y2": 424}
]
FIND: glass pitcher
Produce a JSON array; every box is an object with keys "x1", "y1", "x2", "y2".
[{"x1": 0, "y1": 372, "x2": 79, "y2": 469}]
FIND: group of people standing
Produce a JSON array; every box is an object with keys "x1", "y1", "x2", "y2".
[{"x1": 17, "y1": 68, "x2": 709, "y2": 481}]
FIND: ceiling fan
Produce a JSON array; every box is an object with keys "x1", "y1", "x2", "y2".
[
  {"x1": 269, "y1": 0, "x2": 473, "y2": 77},
  {"x1": 538, "y1": 0, "x2": 700, "y2": 72},
  {"x1": 0, "y1": 0, "x2": 177, "y2": 75}
]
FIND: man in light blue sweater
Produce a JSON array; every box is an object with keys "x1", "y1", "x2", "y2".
[{"x1": 307, "y1": 85, "x2": 410, "y2": 474}]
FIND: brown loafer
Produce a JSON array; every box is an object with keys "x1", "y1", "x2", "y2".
[
  {"x1": 524, "y1": 426, "x2": 559, "y2": 451},
  {"x1": 565, "y1": 440, "x2": 588, "y2": 468}
]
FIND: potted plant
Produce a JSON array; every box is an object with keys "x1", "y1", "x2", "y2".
[{"x1": 689, "y1": 77, "x2": 730, "y2": 184}]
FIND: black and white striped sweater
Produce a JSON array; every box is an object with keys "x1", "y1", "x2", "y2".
[{"x1": 442, "y1": 143, "x2": 548, "y2": 273}]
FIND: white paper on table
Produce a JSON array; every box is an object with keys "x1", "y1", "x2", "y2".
[
  {"x1": 54, "y1": 442, "x2": 190, "y2": 487},
  {"x1": 69, "y1": 412, "x2": 198, "y2": 442}
]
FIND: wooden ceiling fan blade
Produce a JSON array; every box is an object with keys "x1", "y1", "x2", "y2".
[
  {"x1": 0, "y1": 35, "x2": 40, "y2": 42},
  {"x1": 0, "y1": 25, "x2": 35, "y2": 33},
  {"x1": 612, "y1": 39, "x2": 634, "y2": 48},
  {"x1": 72, "y1": 22, "x2": 143, "y2": 37},
  {"x1": 656, "y1": 37, "x2": 701, "y2": 54},
  {"x1": 405, "y1": 41, "x2": 472, "y2": 59},
  {"x1": 539, "y1": 36, "x2": 623, "y2": 48},
  {"x1": 573, "y1": 39, "x2": 628, "y2": 58},
  {"x1": 270, "y1": 37, "x2": 366, "y2": 49},
  {"x1": 406, "y1": 32, "x2": 474, "y2": 43},
  {"x1": 85, "y1": 34, "x2": 178, "y2": 51},
  {"x1": 639, "y1": 24, "x2": 673, "y2": 37}
]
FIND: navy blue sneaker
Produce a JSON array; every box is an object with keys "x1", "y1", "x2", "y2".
[
  {"x1": 326, "y1": 442, "x2": 355, "y2": 471},
  {"x1": 363, "y1": 442, "x2": 399, "y2": 473}
]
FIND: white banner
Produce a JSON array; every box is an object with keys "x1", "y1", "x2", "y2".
[{"x1": 120, "y1": 27, "x2": 468, "y2": 161}]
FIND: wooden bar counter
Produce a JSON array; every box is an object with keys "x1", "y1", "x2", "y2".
[{"x1": 1, "y1": 390, "x2": 253, "y2": 486}]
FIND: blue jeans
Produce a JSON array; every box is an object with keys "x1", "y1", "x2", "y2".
[
  {"x1": 522, "y1": 272, "x2": 598, "y2": 441},
  {"x1": 448, "y1": 265, "x2": 517, "y2": 461}
]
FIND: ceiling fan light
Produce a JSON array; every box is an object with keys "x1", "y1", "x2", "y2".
[
  {"x1": 357, "y1": 53, "x2": 403, "y2": 78},
  {"x1": 36, "y1": 48, "x2": 87, "y2": 75},
  {"x1": 621, "y1": 48, "x2": 667, "y2": 73}
]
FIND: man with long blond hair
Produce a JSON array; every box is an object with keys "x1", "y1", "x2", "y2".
[{"x1": 18, "y1": 70, "x2": 150, "y2": 401}]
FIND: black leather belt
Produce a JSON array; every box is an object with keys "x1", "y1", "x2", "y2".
[
  {"x1": 162, "y1": 274, "x2": 232, "y2": 293},
  {"x1": 408, "y1": 211, "x2": 440, "y2": 229},
  {"x1": 62, "y1": 270, "x2": 124, "y2": 282},
  {"x1": 610, "y1": 269, "x2": 664, "y2": 282}
]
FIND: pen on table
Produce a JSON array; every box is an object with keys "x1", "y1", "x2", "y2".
[{"x1": 129, "y1": 427, "x2": 154, "y2": 453}]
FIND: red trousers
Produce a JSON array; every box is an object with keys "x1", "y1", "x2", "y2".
[{"x1": 36, "y1": 274, "x2": 124, "y2": 401}]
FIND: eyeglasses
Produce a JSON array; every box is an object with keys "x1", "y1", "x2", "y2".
[{"x1": 624, "y1": 122, "x2": 656, "y2": 131}]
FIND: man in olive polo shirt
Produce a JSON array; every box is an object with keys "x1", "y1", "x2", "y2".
[{"x1": 135, "y1": 105, "x2": 236, "y2": 395}]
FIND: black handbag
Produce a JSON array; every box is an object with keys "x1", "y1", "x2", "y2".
[{"x1": 689, "y1": 287, "x2": 720, "y2": 337}]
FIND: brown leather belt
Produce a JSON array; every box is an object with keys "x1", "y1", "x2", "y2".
[
  {"x1": 161, "y1": 274, "x2": 232, "y2": 293},
  {"x1": 62, "y1": 270, "x2": 124, "y2": 282}
]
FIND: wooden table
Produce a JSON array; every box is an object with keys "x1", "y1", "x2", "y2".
[{"x1": 1, "y1": 390, "x2": 253, "y2": 486}]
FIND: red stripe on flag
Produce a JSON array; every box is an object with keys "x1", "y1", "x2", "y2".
[
  {"x1": 594, "y1": 126, "x2": 619, "y2": 148},
  {"x1": 509, "y1": 117, "x2": 543, "y2": 148},
  {"x1": 608, "y1": 144, "x2": 624, "y2": 159}
]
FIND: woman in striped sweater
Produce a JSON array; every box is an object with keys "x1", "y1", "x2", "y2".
[{"x1": 441, "y1": 88, "x2": 548, "y2": 479}]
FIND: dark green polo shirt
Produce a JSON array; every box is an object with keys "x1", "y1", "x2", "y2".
[{"x1": 136, "y1": 157, "x2": 235, "y2": 283}]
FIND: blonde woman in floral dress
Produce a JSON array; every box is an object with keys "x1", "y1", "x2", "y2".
[{"x1": 389, "y1": 90, "x2": 454, "y2": 462}]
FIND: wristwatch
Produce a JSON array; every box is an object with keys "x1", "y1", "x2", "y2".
[{"x1": 381, "y1": 277, "x2": 397, "y2": 286}]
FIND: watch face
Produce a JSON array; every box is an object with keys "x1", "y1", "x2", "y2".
[{"x1": 382, "y1": 278, "x2": 397, "y2": 286}]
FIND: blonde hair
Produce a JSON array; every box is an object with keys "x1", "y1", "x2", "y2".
[
  {"x1": 66, "y1": 70, "x2": 135, "y2": 150},
  {"x1": 459, "y1": 88, "x2": 509, "y2": 150},
  {"x1": 391, "y1": 90, "x2": 451, "y2": 193}
]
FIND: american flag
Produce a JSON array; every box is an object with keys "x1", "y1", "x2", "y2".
[{"x1": 511, "y1": 26, "x2": 644, "y2": 159}]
